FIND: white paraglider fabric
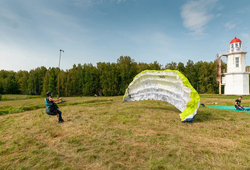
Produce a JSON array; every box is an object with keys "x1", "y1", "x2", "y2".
[{"x1": 123, "y1": 70, "x2": 200, "y2": 122}]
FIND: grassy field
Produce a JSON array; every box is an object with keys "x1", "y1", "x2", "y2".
[
  {"x1": 0, "y1": 94, "x2": 41, "y2": 101},
  {"x1": 1, "y1": 94, "x2": 250, "y2": 169}
]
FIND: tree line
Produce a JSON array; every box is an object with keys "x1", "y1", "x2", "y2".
[{"x1": 0, "y1": 56, "x2": 219, "y2": 96}]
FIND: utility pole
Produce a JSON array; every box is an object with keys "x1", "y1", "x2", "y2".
[{"x1": 58, "y1": 49, "x2": 64, "y2": 98}]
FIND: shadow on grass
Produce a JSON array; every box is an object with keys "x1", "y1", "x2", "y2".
[
  {"x1": 83, "y1": 99, "x2": 108, "y2": 104},
  {"x1": 131, "y1": 106, "x2": 180, "y2": 112},
  {"x1": 193, "y1": 110, "x2": 215, "y2": 123},
  {"x1": 193, "y1": 107, "x2": 236, "y2": 123},
  {"x1": 131, "y1": 105, "x2": 222, "y2": 123}
]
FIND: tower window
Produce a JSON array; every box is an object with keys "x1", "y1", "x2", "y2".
[{"x1": 236, "y1": 57, "x2": 239, "y2": 67}]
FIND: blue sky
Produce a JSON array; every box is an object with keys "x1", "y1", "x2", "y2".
[{"x1": 1, "y1": 0, "x2": 250, "y2": 71}]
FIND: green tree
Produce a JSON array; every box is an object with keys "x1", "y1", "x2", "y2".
[
  {"x1": 49, "y1": 67, "x2": 59, "y2": 96},
  {"x1": 0, "y1": 70, "x2": 7, "y2": 94},
  {"x1": 185, "y1": 60, "x2": 195, "y2": 87},
  {"x1": 117, "y1": 56, "x2": 137, "y2": 95},
  {"x1": 137, "y1": 62, "x2": 149, "y2": 73},
  {"x1": 15, "y1": 70, "x2": 29, "y2": 94},
  {"x1": 41, "y1": 70, "x2": 50, "y2": 96},
  {"x1": 99, "y1": 62, "x2": 119, "y2": 96},
  {"x1": 177, "y1": 62, "x2": 185, "y2": 74},
  {"x1": 27, "y1": 69, "x2": 38, "y2": 95},
  {"x1": 57, "y1": 70, "x2": 67, "y2": 97},
  {"x1": 37, "y1": 66, "x2": 47, "y2": 95},
  {"x1": 82, "y1": 63, "x2": 99, "y2": 96},
  {"x1": 2, "y1": 71, "x2": 19, "y2": 94},
  {"x1": 165, "y1": 61, "x2": 177, "y2": 70}
]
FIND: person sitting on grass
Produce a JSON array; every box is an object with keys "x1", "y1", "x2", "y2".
[
  {"x1": 235, "y1": 96, "x2": 246, "y2": 111},
  {"x1": 45, "y1": 91, "x2": 64, "y2": 123}
]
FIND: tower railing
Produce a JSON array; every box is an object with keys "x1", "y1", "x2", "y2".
[
  {"x1": 219, "y1": 48, "x2": 229, "y2": 55},
  {"x1": 219, "y1": 46, "x2": 247, "y2": 55}
]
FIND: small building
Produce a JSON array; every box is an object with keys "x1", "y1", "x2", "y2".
[{"x1": 220, "y1": 37, "x2": 249, "y2": 95}]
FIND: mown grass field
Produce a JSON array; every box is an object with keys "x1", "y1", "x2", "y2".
[
  {"x1": 0, "y1": 94, "x2": 41, "y2": 101},
  {"x1": 1, "y1": 94, "x2": 250, "y2": 169}
]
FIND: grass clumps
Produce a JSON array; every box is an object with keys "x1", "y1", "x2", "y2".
[
  {"x1": 1, "y1": 95, "x2": 250, "y2": 169},
  {"x1": 0, "y1": 96, "x2": 108, "y2": 116},
  {"x1": 0, "y1": 94, "x2": 41, "y2": 101},
  {"x1": 0, "y1": 105, "x2": 44, "y2": 115}
]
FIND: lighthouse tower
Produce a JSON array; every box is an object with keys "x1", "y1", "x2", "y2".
[{"x1": 221, "y1": 37, "x2": 249, "y2": 95}]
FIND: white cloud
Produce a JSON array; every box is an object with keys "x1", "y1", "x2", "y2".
[
  {"x1": 71, "y1": 0, "x2": 125, "y2": 7},
  {"x1": 224, "y1": 22, "x2": 236, "y2": 29},
  {"x1": 237, "y1": 6, "x2": 250, "y2": 14},
  {"x1": 71, "y1": 0, "x2": 104, "y2": 7},
  {"x1": 117, "y1": 0, "x2": 126, "y2": 4},
  {"x1": 128, "y1": 31, "x2": 173, "y2": 59},
  {"x1": 215, "y1": 13, "x2": 221, "y2": 17},
  {"x1": 42, "y1": 9, "x2": 87, "y2": 31},
  {"x1": 180, "y1": 0, "x2": 218, "y2": 35},
  {"x1": 217, "y1": 5, "x2": 224, "y2": 11},
  {"x1": 129, "y1": 31, "x2": 171, "y2": 47},
  {"x1": 0, "y1": 42, "x2": 54, "y2": 71},
  {"x1": 240, "y1": 33, "x2": 250, "y2": 47},
  {"x1": 0, "y1": 4, "x2": 92, "y2": 71},
  {"x1": 241, "y1": 33, "x2": 249, "y2": 38},
  {"x1": 0, "y1": 8, "x2": 29, "y2": 30}
]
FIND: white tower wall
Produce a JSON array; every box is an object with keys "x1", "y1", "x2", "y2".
[
  {"x1": 221, "y1": 37, "x2": 249, "y2": 95},
  {"x1": 227, "y1": 53, "x2": 246, "y2": 73},
  {"x1": 224, "y1": 73, "x2": 249, "y2": 95}
]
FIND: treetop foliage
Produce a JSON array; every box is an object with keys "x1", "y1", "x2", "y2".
[{"x1": 0, "y1": 56, "x2": 219, "y2": 96}]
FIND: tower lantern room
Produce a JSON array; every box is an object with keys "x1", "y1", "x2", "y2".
[
  {"x1": 227, "y1": 37, "x2": 246, "y2": 74},
  {"x1": 230, "y1": 37, "x2": 242, "y2": 53}
]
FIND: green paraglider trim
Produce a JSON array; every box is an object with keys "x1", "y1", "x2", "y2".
[{"x1": 123, "y1": 70, "x2": 200, "y2": 121}]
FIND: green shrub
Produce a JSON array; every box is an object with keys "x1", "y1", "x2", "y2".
[{"x1": 0, "y1": 94, "x2": 2, "y2": 101}]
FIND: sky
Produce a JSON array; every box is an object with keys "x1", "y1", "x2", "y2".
[{"x1": 1, "y1": 0, "x2": 250, "y2": 71}]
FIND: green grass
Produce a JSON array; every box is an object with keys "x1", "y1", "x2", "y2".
[
  {"x1": 200, "y1": 94, "x2": 250, "y2": 99},
  {"x1": 0, "y1": 95, "x2": 108, "y2": 115},
  {"x1": 1, "y1": 95, "x2": 250, "y2": 169},
  {"x1": 1, "y1": 94, "x2": 41, "y2": 101}
]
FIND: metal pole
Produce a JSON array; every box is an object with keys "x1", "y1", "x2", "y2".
[
  {"x1": 58, "y1": 49, "x2": 64, "y2": 98},
  {"x1": 219, "y1": 57, "x2": 221, "y2": 95}
]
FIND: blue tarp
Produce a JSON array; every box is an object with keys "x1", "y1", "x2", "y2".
[{"x1": 207, "y1": 106, "x2": 250, "y2": 112}]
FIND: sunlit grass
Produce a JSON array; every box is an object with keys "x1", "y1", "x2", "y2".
[
  {"x1": 1, "y1": 95, "x2": 250, "y2": 169},
  {"x1": 200, "y1": 94, "x2": 250, "y2": 99},
  {"x1": 1, "y1": 94, "x2": 41, "y2": 101}
]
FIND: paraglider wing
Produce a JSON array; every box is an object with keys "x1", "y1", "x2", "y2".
[{"x1": 122, "y1": 70, "x2": 200, "y2": 122}]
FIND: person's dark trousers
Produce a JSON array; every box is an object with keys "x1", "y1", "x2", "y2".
[
  {"x1": 235, "y1": 106, "x2": 246, "y2": 111},
  {"x1": 56, "y1": 109, "x2": 63, "y2": 121}
]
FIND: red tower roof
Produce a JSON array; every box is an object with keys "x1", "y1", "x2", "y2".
[{"x1": 230, "y1": 37, "x2": 242, "y2": 44}]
